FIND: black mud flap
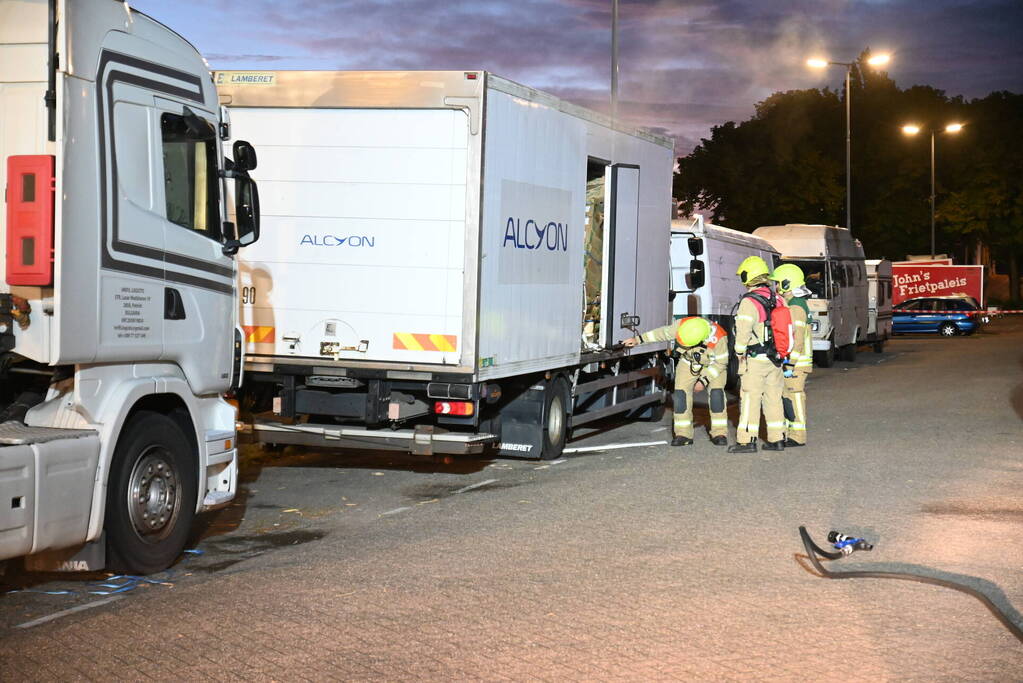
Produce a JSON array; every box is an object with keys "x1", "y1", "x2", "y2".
[{"x1": 495, "y1": 383, "x2": 546, "y2": 459}]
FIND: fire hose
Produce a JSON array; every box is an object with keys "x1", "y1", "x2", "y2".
[{"x1": 798, "y1": 526, "x2": 1023, "y2": 643}]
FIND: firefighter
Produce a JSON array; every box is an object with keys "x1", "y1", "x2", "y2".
[
  {"x1": 729, "y1": 255, "x2": 785, "y2": 453},
  {"x1": 624, "y1": 316, "x2": 730, "y2": 446},
  {"x1": 771, "y1": 263, "x2": 813, "y2": 447}
]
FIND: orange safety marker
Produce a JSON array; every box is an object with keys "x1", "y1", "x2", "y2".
[
  {"x1": 242, "y1": 325, "x2": 275, "y2": 343},
  {"x1": 392, "y1": 332, "x2": 457, "y2": 352}
]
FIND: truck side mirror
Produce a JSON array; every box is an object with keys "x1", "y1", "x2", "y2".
[
  {"x1": 688, "y1": 259, "x2": 706, "y2": 289},
  {"x1": 688, "y1": 237, "x2": 704, "y2": 256},
  {"x1": 223, "y1": 175, "x2": 260, "y2": 256},
  {"x1": 233, "y1": 140, "x2": 258, "y2": 171}
]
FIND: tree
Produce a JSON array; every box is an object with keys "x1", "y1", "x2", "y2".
[{"x1": 674, "y1": 55, "x2": 1022, "y2": 271}]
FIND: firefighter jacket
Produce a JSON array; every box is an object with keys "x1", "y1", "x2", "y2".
[
  {"x1": 786, "y1": 295, "x2": 814, "y2": 371},
  {"x1": 639, "y1": 319, "x2": 730, "y2": 381},
  {"x1": 733, "y1": 285, "x2": 775, "y2": 359}
]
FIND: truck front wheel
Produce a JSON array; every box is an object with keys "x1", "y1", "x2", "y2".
[{"x1": 105, "y1": 411, "x2": 197, "y2": 575}]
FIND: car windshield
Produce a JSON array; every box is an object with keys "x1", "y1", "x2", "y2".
[{"x1": 780, "y1": 259, "x2": 827, "y2": 298}]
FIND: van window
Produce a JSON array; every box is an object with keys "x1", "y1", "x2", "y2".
[
  {"x1": 830, "y1": 262, "x2": 847, "y2": 288},
  {"x1": 780, "y1": 259, "x2": 828, "y2": 299},
  {"x1": 161, "y1": 112, "x2": 221, "y2": 241}
]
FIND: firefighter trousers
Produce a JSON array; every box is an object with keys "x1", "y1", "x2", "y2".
[
  {"x1": 736, "y1": 357, "x2": 785, "y2": 444},
  {"x1": 672, "y1": 367, "x2": 728, "y2": 439},
  {"x1": 783, "y1": 367, "x2": 810, "y2": 444}
]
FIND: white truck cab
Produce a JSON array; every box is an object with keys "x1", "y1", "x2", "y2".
[
  {"x1": 753, "y1": 224, "x2": 868, "y2": 367},
  {"x1": 1, "y1": 0, "x2": 260, "y2": 573}
]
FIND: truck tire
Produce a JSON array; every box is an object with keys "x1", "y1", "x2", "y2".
[
  {"x1": 105, "y1": 411, "x2": 197, "y2": 575},
  {"x1": 873, "y1": 339, "x2": 885, "y2": 353},
  {"x1": 540, "y1": 377, "x2": 570, "y2": 460},
  {"x1": 839, "y1": 343, "x2": 857, "y2": 362}
]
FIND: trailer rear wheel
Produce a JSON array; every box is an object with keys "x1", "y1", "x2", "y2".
[
  {"x1": 105, "y1": 411, "x2": 197, "y2": 575},
  {"x1": 540, "y1": 378, "x2": 570, "y2": 460}
]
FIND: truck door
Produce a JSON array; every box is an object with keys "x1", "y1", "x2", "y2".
[
  {"x1": 96, "y1": 37, "x2": 236, "y2": 393},
  {"x1": 156, "y1": 100, "x2": 236, "y2": 393},
  {"x1": 603, "y1": 164, "x2": 640, "y2": 346}
]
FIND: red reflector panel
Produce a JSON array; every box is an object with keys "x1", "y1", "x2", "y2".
[
  {"x1": 434, "y1": 401, "x2": 474, "y2": 416},
  {"x1": 6, "y1": 155, "x2": 55, "y2": 286}
]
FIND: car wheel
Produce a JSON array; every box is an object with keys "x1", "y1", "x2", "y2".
[{"x1": 939, "y1": 322, "x2": 958, "y2": 337}]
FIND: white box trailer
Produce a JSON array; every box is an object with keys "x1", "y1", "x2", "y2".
[
  {"x1": 753, "y1": 224, "x2": 868, "y2": 366},
  {"x1": 670, "y1": 216, "x2": 778, "y2": 384},
  {"x1": 1, "y1": 0, "x2": 260, "y2": 573},
  {"x1": 217, "y1": 70, "x2": 674, "y2": 459},
  {"x1": 865, "y1": 259, "x2": 893, "y2": 352}
]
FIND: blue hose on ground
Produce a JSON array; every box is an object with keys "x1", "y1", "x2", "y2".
[{"x1": 798, "y1": 526, "x2": 1023, "y2": 644}]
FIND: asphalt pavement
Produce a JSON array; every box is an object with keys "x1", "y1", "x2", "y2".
[{"x1": 2, "y1": 318, "x2": 1022, "y2": 680}]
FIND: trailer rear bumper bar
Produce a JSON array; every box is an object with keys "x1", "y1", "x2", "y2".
[{"x1": 251, "y1": 420, "x2": 498, "y2": 455}]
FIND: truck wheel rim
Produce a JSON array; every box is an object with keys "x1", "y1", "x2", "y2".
[
  {"x1": 127, "y1": 447, "x2": 181, "y2": 542},
  {"x1": 548, "y1": 394, "x2": 565, "y2": 446}
]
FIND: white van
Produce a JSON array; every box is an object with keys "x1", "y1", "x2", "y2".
[
  {"x1": 865, "y1": 259, "x2": 893, "y2": 352},
  {"x1": 752, "y1": 224, "x2": 868, "y2": 366},
  {"x1": 671, "y1": 216, "x2": 778, "y2": 382}
]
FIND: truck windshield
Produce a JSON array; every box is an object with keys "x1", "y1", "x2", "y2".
[{"x1": 780, "y1": 259, "x2": 828, "y2": 299}]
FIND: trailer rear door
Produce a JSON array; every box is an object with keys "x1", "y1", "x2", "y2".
[{"x1": 232, "y1": 108, "x2": 468, "y2": 366}]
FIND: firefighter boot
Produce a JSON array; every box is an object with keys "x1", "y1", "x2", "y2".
[{"x1": 728, "y1": 438, "x2": 757, "y2": 453}]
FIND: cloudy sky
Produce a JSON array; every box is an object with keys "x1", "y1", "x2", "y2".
[{"x1": 132, "y1": 0, "x2": 1023, "y2": 154}]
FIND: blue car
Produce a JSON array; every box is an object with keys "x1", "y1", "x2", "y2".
[{"x1": 892, "y1": 296, "x2": 980, "y2": 336}]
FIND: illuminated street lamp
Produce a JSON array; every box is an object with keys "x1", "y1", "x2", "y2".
[
  {"x1": 807, "y1": 52, "x2": 892, "y2": 234},
  {"x1": 901, "y1": 122, "x2": 965, "y2": 258}
]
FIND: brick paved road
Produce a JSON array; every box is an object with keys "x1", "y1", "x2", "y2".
[{"x1": 2, "y1": 320, "x2": 1021, "y2": 680}]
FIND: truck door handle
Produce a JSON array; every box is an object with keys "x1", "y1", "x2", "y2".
[{"x1": 164, "y1": 287, "x2": 186, "y2": 320}]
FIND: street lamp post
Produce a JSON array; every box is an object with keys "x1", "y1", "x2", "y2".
[
  {"x1": 901, "y1": 122, "x2": 963, "y2": 259},
  {"x1": 807, "y1": 53, "x2": 891, "y2": 235}
]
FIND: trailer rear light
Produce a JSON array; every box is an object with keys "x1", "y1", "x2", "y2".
[
  {"x1": 5, "y1": 155, "x2": 55, "y2": 286},
  {"x1": 434, "y1": 401, "x2": 474, "y2": 416}
]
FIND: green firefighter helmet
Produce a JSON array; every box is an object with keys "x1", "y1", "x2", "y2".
[
  {"x1": 770, "y1": 263, "x2": 806, "y2": 293},
  {"x1": 676, "y1": 316, "x2": 711, "y2": 347},
  {"x1": 736, "y1": 256, "x2": 770, "y2": 285}
]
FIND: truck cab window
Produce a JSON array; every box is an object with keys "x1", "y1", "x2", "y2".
[{"x1": 161, "y1": 112, "x2": 221, "y2": 241}]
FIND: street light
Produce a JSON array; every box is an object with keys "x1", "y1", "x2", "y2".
[
  {"x1": 902, "y1": 122, "x2": 964, "y2": 258},
  {"x1": 807, "y1": 52, "x2": 892, "y2": 234}
]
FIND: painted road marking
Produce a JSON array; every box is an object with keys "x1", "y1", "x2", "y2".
[
  {"x1": 454, "y1": 479, "x2": 497, "y2": 495},
  {"x1": 379, "y1": 507, "x2": 412, "y2": 517},
  {"x1": 16, "y1": 596, "x2": 124, "y2": 629},
  {"x1": 564, "y1": 441, "x2": 667, "y2": 454}
]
